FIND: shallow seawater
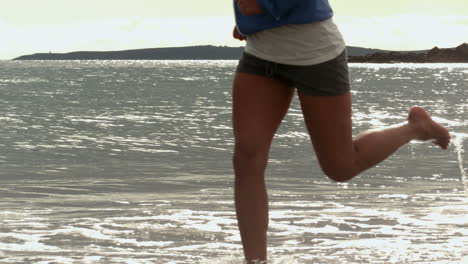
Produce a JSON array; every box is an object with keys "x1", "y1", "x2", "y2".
[{"x1": 0, "y1": 61, "x2": 466, "y2": 263}]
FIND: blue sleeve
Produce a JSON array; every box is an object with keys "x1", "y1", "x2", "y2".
[{"x1": 257, "y1": 0, "x2": 303, "y2": 20}]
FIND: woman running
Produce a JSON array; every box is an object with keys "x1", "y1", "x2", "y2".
[{"x1": 232, "y1": 0, "x2": 451, "y2": 262}]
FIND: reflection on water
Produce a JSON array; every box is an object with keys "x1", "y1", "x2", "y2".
[{"x1": 0, "y1": 61, "x2": 467, "y2": 263}]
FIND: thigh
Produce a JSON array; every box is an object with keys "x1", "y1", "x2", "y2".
[
  {"x1": 298, "y1": 92, "x2": 354, "y2": 171},
  {"x1": 232, "y1": 72, "x2": 295, "y2": 153}
]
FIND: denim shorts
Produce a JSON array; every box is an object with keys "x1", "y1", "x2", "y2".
[{"x1": 235, "y1": 49, "x2": 350, "y2": 96}]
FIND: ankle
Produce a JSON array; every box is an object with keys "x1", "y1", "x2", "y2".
[{"x1": 406, "y1": 121, "x2": 425, "y2": 141}]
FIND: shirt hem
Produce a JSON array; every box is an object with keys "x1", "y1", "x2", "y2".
[{"x1": 245, "y1": 43, "x2": 346, "y2": 66}]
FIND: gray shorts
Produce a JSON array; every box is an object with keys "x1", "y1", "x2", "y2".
[{"x1": 235, "y1": 49, "x2": 350, "y2": 96}]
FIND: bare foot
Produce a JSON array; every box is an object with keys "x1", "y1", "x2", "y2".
[{"x1": 408, "y1": 106, "x2": 451, "y2": 149}]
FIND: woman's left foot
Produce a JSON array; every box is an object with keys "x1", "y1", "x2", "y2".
[{"x1": 408, "y1": 106, "x2": 451, "y2": 149}]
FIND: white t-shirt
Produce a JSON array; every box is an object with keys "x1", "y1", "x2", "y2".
[{"x1": 245, "y1": 18, "x2": 346, "y2": 66}]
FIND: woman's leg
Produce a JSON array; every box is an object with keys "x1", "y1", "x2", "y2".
[
  {"x1": 232, "y1": 72, "x2": 295, "y2": 263},
  {"x1": 298, "y1": 92, "x2": 451, "y2": 182}
]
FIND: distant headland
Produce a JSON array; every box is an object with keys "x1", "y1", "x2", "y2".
[
  {"x1": 13, "y1": 43, "x2": 468, "y2": 63},
  {"x1": 13, "y1": 45, "x2": 381, "y2": 61},
  {"x1": 349, "y1": 43, "x2": 468, "y2": 63}
]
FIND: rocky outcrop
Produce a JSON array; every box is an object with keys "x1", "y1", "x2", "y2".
[
  {"x1": 349, "y1": 43, "x2": 468, "y2": 63},
  {"x1": 349, "y1": 51, "x2": 427, "y2": 63},
  {"x1": 427, "y1": 43, "x2": 468, "y2": 62}
]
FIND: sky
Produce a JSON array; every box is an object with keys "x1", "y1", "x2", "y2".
[{"x1": 1, "y1": 0, "x2": 467, "y2": 60}]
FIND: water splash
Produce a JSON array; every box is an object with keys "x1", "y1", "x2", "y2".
[{"x1": 451, "y1": 132, "x2": 468, "y2": 195}]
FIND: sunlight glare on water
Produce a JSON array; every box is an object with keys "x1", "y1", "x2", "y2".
[{"x1": 0, "y1": 61, "x2": 466, "y2": 263}]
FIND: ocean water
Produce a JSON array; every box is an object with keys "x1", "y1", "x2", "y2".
[{"x1": 0, "y1": 60, "x2": 466, "y2": 264}]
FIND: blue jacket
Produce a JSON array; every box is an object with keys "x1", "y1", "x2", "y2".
[{"x1": 234, "y1": 0, "x2": 333, "y2": 35}]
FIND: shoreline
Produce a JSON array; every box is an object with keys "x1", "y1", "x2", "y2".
[
  {"x1": 3, "y1": 60, "x2": 468, "y2": 65},
  {"x1": 11, "y1": 44, "x2": 467, "y2": 63}
]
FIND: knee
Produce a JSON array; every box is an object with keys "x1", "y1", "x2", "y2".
[
  {"x1": 232, "y1": 144, "x2": 269, "y2": 181},
  {"x1": 319, "y1": 160, "x2": 359, "y2": 183},
  {"x1": 324, "y1": 171, "x2": 356, "y2": 182},
  {"x1": 232, "y1": 145, "x2": 269, "y2": 169}
]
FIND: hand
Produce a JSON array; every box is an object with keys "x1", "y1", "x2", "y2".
[
  {"x1": 233, "y1": 26, "x2": 246, "y2": 41},
  {"x1": 237, "y1": 0, "x2": 263, "y2": 16}
]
